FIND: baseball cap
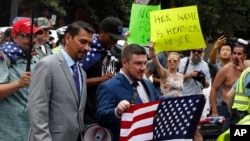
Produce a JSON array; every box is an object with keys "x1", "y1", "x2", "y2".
[
  {"x1": 35, "y1": 17, "x2": 52, "y2": 29},
  {"x1": 11, "y1": 18, "x2": 43, "y2": 36},
  {"x1": 99, "y1": 17, "x2": 126, "y2": 40}
]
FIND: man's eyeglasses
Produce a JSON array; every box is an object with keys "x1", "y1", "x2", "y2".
[
  {"x1": 191, "y1": 50, "x2": 203, "y2": 54},
  {"x1": 18, "y1": 33, "x2": 37, "y2": 39}
]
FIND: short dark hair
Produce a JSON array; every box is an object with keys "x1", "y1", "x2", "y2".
[
  {"x1": 232, "y1": 42, "x2": 247, "y2": 54},
  {"x1": 65, "y1": 21, "x2": 95, "y2": 38},
  {"x1": 121, "y1": 44, "x2": 147, "y2": 61},
  {"x1": 4, "y1": 28, "x2": 12, "y2": 37}
]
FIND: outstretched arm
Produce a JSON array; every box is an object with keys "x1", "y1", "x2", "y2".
[
  {"x1": 148, "y1": 41, "x2": 167, "y2": 79},
  {"x1": 208, "y1": 36, "x2": 226, "y2": 64}
]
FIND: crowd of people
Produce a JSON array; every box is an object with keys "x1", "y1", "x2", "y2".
[{"x1": 0, "y1": 14, "x2": 250, "y2": 141}]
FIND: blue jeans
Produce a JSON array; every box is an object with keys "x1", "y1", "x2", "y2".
[{"x1": 217, "y1": 101, "x2": 230, "y2": 119}]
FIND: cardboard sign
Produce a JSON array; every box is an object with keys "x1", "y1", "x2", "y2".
[
  {"x1": 128, "y1": 4, "x2": 161, "y2": 46},
  {"x1": 150, "y1": 5, "x2": 206, "y2": 53}
]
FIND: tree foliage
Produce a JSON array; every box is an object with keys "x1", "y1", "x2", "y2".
[
  {"x1": 172, "y1": 0, "x2": 250, "y2": 41},
  {"x1": 39, "y1": 0, "x2": 250, "y2": 40}
]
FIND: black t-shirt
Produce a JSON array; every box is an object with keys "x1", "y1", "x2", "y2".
[{"x1": 84, "y1": 60, "x2": 102, "y2": 124}]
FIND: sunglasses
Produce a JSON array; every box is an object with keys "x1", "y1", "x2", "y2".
[
  {"x1": 191, "y1": 50, "x2": 203, "y2": 54},
  {"x1": 167, "y1": 59, "x2": 178, "y2": 63},
  {"x1": 18, "y1": 33, "x2": 37, "y2": 39}
]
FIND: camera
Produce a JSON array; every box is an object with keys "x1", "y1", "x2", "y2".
[{"x1": 192, "y1": 70, "x2": 206, "y2": 88}]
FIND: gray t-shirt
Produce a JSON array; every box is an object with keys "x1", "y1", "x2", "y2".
[{"x1": 178, "y1": 57, "x2": 211, "y2": 96}]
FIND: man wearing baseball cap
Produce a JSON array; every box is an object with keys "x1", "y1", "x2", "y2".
[
  {"x1": 34, "y1": 17, "x2": 53, "y2": 59},
  {"x1": 0, "y1": 18, "x2": 42, "y2": 141},
  {"x1": 79, "y1": 16, "x2": 126, "y2": 127}
]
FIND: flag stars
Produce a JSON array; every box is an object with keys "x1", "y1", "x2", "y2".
[
  {"x1": 163, "y1": 105, "x2": 166, "y2": 108},
  {"x1": 181, "y1": 115, "x2": 185, "y2": 118},
  {"x1": 173, "y1": 127, "x2": 177, "y2": 131},
  {"x1": 159, "y1": 109, "x2": 162, "y2": 113},
  {"x1": 181, "y1": 127, "x2": 184, "y2": 130},
  {"x1": 176, "y1": 119, "x2": 180, "y2": 123},
  {"x1": 192, "y1": 107, "x2": 197, "y2": 111},
  {"x1": 164, "y1": 108, "x2": 168, "y2": 112},
  {"x1": 184, "y1": 119, "x2": 188, "y2": 122},
  {"x1": 188, "y1": 99, "x2": 193, "y2": 103}
]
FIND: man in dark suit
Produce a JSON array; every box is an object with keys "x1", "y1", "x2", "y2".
[
  {"x1": 28, "y1": 21, "x2": 95, "y2": 141},
  {"x1": 96, "y1": 44, "x2": 161, "y2": 141}
]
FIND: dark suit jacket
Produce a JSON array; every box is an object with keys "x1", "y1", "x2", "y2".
[{"x1": 96, "y1": 72, "x2": 160, "y2": 141}]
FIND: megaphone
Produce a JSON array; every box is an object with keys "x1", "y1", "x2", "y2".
[{"x1": 83, "y1": 124, "x2": 112, "y2": 141}]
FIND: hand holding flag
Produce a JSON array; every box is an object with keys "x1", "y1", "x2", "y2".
[{"x1": 120, "y1": 94, "x2": 206, "y2": 141}]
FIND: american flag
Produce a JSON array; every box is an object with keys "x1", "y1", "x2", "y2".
[{"x1": 120, "y1": 95, "x2": 205, "y2": 141}]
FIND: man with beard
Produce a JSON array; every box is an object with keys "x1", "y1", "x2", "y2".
[
  {"x1": 178, "y1": 48, "x2": 211, "y2": 141},
  {"x1": 210, "y1": 43, "x2": 248, "y2": 118},
  {"x1": 178, "y1": 49, "x2": 211, "y2": 96},
  {"x1": 28, "y1": 21, "x2": 95, "y2": 141},
  {"x1": 96, "y1": 44, "x2": 160, "y2": 141}
]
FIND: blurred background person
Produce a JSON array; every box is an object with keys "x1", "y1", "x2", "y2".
[
  {"x1": 210, "y1": 43, "x2": 248, "y2": 118},
  {"x1": 145, "y1": 50, "x2": 168, "y2": 93},
  {"x1": 34, "y1": 17, "x2": 53, "y2": 59},
  {"x1": 148, "y1": 42, "x2": 183, "y2": 97},
  {"x1": 0, "y1": 31, "x2": 3, "y2": 46},
  {"x1": 207, "y1": 35, "x2": 232, "y2": 118},
  {"x1": 52, "y1": 26, "x2": 67, "y2": 54},
  {"x1": 3, "y1": 27, "x2": 12, "y2": 42}
]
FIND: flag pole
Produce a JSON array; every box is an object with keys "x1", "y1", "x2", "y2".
[{"x1": 26, "y1": 3, "x2": 36, "y2": 72}]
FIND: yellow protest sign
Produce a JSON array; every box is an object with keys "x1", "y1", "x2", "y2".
[
  {"x1": 150, "y1": 5, "x2": 206, "y2": 53},
  {"x1": 128, "y1": 4, "x2": 161, "y2": 46}
]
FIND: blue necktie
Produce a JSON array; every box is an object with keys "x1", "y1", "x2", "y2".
[
  {"x1": 71, "y1": 64, "x2": 81, "y2": 102},
  {"x1": 130, "y1": 81, "x2": 139, "y2": 104}
]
